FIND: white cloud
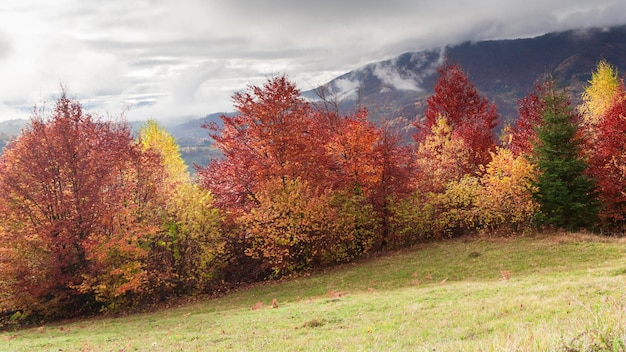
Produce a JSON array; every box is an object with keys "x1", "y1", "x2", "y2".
[
  {"x1": 371, "y1": 49, "x2": 445, "y2": 92},
  {"x1": 373, "y1": 64, "x2": 421, "y2": 92},
  {"x1": 332, "y1": 78, "x2": 362, "y2": 101},
  {"x1": 0, "y1": 0, "x2": 623, "y2": 122}
]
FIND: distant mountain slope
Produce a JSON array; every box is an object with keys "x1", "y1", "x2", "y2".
[
  {"x1": 0, "y1": 119, "x2": 29, "y2": 135},
  {"x1": 0, "y1": 119, "x2": 29, "y2": 149},
  {"x1": 0, "y1": 116, "x2": 220, "y2": 172},
  {"x1": 307, "y1": 25, "x2": 626, "y2": 127}
]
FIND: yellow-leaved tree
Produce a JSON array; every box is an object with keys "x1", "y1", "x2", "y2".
[
  {"x1": 390, "y1": 115, "x2": 475, "y2": 242},
  {"x1": 579, "y1": 60, "x2": 623, "y2": 140},
  {"x1": 414, "y1": 114, "x2": 472, "y2": 194},
  {"x1": 139, "y1": 119, "x2": 189, "y2": 185},
  {"x1": 241, "y1": 177, "x2": 377, "y2": 276},
  {"x1": 476, "y1": 147, "x2": 539, "y2": 232},
  {"x1": 137, "y1": 120, "x2": 224, "y2": 298}
]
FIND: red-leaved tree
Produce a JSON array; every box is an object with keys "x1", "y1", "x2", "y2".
[
  {"x1": 197, "y1": 76, "x2": 330, "y2": 214},
  {"x1": 415, "y1": 63, "x2": 498, "y2": 171},
  {"x1": 508, "y1": 82, "x2": 548, "y2": 156},
  {"x1": 196, "y1": 76, "x2": 336, "y2": 277},
  {"x1": 588, "y1": 82, "x2": 626, "y2": 225},
  {"x1": 0, "y1": 93, "x2": 162, "y2": 319}
]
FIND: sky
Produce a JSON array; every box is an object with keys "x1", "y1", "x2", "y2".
[{"x1": 0, "y1": 0, "x2": 624, "y2": 123}]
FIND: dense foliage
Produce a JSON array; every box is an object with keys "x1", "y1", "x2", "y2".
[
  {"x1": 0, "y1": 101, "x2": 224, "y2": 323},
  {"x1": 0, "y1": 96, "x2": 148, "y2": 318},
  {"x1": 1, "y1": 60, "x2": 623, "y2": 324},
  {"x1": 588, "y1": 82, "x2": 626, "y2": 226},
  {"x1": 196, "y1": 77, "x2": 405, "y2": 277}
]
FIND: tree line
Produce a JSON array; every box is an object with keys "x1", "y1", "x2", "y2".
[{"x1": 0, "y1": 60, "x2": 623, "y2": 325}]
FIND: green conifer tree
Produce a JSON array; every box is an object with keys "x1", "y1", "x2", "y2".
[{"x1": 532, "y1": 83, "x2": 599, "y2": 230}]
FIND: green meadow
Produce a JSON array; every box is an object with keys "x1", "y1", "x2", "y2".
[{"x1": 3, "y1": 232, "x2": 626, "y2": 351}]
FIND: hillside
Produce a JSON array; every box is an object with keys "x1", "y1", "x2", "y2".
[{"x1": 4, "y1": 233, "x2": 626, "y2": 351}]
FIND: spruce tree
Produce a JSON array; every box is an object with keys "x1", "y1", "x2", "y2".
[{"x1": 532, "y1": 83, "x2": 599, "y2": 230}]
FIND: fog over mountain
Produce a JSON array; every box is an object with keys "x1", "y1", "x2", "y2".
[{"x1": 307, "y1": 25, "x2": 626, "y2": 129}]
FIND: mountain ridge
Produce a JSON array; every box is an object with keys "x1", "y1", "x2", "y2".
[{"x1": 308, "y1": 24, "x2": 626, "y2": 126}]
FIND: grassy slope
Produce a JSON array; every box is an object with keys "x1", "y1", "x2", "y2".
[{"x1": 3, "y1": 233, "x2": 626, "y2": 351}]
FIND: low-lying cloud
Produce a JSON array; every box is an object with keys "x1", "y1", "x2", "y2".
[{"x1": 372, "y1": 49, "x2": 446, "y2": 93}]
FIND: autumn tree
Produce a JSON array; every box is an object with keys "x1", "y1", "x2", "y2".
[
  {"x1": 476, "y1": 148, "x2": 539, "y2": 232},
  {"x1": 577, "y1": 60, "x2": 626, "y2": 228},
  {"x1": 196, "y1": 76, "x2": 341, "y2": 278},
  {"x1": 136, "y1": 121, "x2": 225, "y2": 297},
  {"x1": 579, "y1": 60, "x2": 623, "y2": 141},
  {"x1": 395, "y1": 115, "x2": 475, "y2": 240},
  {"x1": 370, "y1": 125, "x2": 415, "y2": 247},
  {"x1": 587, "y1": 83, "x2": 626, "y2": 226},
  {"x1": 507, "y1": 82, "x2": 547, "y2": 156},
  {"x1": 414, "y1": 115, "x2": 472, "y2": 194},
  {"x1": 139, "y1": 119, "x2": 189, "y2": 185},
  {"x1": 0, "y1": 93, "x2": 161, "y2": 319},
  {"x1": 325, "y1": 108, "x2": 381, "y2": 193},
  {"x1": 320, "y1": 109, "x2": 385, "y2": 250},
  {"x1": 415, "y1": 63, "x2": 498, "y2": 171},
  {"x1": 411, "y1": 64, "x2": 498, "y2": 236},
  {"x1": 322, "y1": 107, "x2": 414, "y2": 249},
  {"x1": 197, "y1": 76, "x2": 330, "y2": 213},
  {"x1": 147, "y1": 183, "x2": 224, "y2": 296},
  {"x1": 532, "y1": 84, "x2": 599, "y2": 230}
]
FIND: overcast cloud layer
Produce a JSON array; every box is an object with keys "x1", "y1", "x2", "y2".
[{"x1": 0, "y1": 0, "x2": 624, "y2": 122}]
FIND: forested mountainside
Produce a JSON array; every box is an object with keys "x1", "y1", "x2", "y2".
[{"x1": 308, "y1": 25, "x2": 626, "y2": 126}]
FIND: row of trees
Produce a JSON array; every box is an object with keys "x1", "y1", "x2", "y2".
[
  {"x1": 1, "y1": 60, "x2": 624, "y2": 324},
  {"x1": 196, "y1": 76, "x2": 414, "y2": 276}
]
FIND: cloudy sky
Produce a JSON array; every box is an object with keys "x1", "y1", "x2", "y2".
[{"x1": 0, "y1": 0, "x2": 624, "y2": 123}]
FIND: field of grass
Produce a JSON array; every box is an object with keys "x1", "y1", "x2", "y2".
[{"x1": 3, "y1": 232, "x2": 626, "y2": 351}]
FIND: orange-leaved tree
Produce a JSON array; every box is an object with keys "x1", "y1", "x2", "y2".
[{"x1": 325, "y1": 108, "x2": 381, "y2": 193}]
